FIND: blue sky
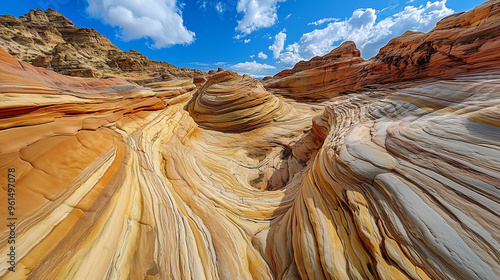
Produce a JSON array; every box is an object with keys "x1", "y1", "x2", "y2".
[{"x1": 1, "y1": 0, "x2": 486, "y2": 77}]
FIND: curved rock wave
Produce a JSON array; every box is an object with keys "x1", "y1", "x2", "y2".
[
  {"x1": 187, "y1": 71, "x2": 290, "y2": 132},
  {"x1": 270, "y1": 76, "x2": 500, "y2": 279},
  {"x1": 0, "y1": 1, "x2": 500, "y2": 278},
  {"x1": 0, "y1": 43, "x2": 499, "y2": 279}
]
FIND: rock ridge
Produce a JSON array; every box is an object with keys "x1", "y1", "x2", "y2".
[{"x1": 264, "y1": 0, "x2": 500, "y2": 101}]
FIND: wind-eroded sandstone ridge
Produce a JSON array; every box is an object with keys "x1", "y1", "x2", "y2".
[
  {"x1": 0, "y1": 8, "x2": 204, "y2": 80},
  {"x1": 264, "y1": 0, "x2": 500, "y2": 101},
  {"x1": 187, "y1": 70, "x2": 291, "y2": 132},
  {"x1": 270, "y1": 41, "x2": 363, "y2": 79},
  {"x1": 0, "y1": 1, "x2": 500, "y2": 280}
]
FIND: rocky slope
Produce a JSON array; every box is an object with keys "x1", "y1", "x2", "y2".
[
  {"x1": 0, "y1": 1, "x2": 499, "y2": 280},
  {"x1": 0, "y1": 8, "x2": 204, "y2": 81}
]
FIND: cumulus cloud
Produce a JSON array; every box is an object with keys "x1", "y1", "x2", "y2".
[
  {"x1": 236, "y1": 0, "x2": 286, "y2": 35},
  {"x1": 230, "y1": 60, "x2": 275, "y2": 78},
  {"x1": 258, "y1": 51, "x2": 268, "y2": 59},
  {"x1": 86, "y1": 0, "x2": 195, "y2": 48},
  {"x1": 244, "y1": 39, "x2": 251, "y2": 43},
  {"x1": 278, "y1": 0, "x2": 453, "y2": 67},
  {"x1": 308, "y1": 17, "x2": 339, "y2": 26},
  {"x1": 269, "y1": 31, "x2": 286, "y2": 59}
]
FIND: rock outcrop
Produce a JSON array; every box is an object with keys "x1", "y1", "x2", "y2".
[
  {"x1": 285, "y1": 76, "x2": 500, "y2": 279},
  {"x1": 0, "y1": 8, "x2": 205, "y2": 80},
  {"x1": 264, "y1": 0, "x2": 500, "y2": 101},
  {"x1": 273, "y1": 41, "x2": 363, "y2": 78},
  {"x1": 187, "y1": 71, "x2": 290, "y2": 132},
  {"x1": 0, "y1": 1, "x2": 500, "y2": 280}
]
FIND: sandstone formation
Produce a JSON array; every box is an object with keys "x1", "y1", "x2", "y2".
[
  {"x1": 264, "y1": 0, "x2": 500, "y2": 101},
  {"x1": 187, "y1": 71, "x2": 290, "y2": 132},
  {"x1": 273, "y1": 41, "x2": 363, "y2": 78},
  {"x1": 0, "y1": 8, "x2": 205, "y2": 80},
  {"x1": 1, "y1": 1, "x2": 500, "y2": 280}
]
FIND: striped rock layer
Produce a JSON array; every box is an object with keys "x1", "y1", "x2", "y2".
[
  {"x1": 187, "y1": 71, "x2": 290, "y2": 132},
  {"x1": 264, "y1": 0, "x2": 500, "y2": 101},
  {"x1": 1, "y1": 1, "x2": 500, "y2": 279}
]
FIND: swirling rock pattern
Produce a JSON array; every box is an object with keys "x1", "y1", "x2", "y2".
[
  {"x1": 279, "y1": 75, "x2": 500, "y2": 279},
  {"x1": 1, "y1": 1, "x2": 500, "y2": 279},
  {"x1": 187, "y1": 70, "x2": 290, "y2": 132}
]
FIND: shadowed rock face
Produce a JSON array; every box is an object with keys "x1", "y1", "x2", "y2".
[
  {"x1": 0, "y1": 1, "x2": 500, "y2": 280},
  {"x1": 0, "y1": 8, "x2": 205, "y2": 80}
]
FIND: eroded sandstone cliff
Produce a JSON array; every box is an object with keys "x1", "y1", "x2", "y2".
[
  {"x1": 0, "y1": 8, "x2": 205, "y2": 80},
  {"x1": 264, "y1": 0, "x2": 500, "y2": 101},
  {"x1": 0, "y1": 1, "x2": 499, "y2": 280}
]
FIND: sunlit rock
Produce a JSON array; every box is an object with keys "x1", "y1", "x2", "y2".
[{"x1": 0, "y1": 1, "x2": 499, "y2": 279}]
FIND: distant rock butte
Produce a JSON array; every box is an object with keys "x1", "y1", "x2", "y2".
[
  {"x1": 273, "y1": 41, "x2": 363, "y2": 78},
  {"x1": 0, "y1": 8, "x2": 205, "y2": 81},
  {"x1": 0, "y1": 1, "x2": 499, "y2": 280}
]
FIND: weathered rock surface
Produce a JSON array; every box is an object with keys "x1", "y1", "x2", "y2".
[
  {"x1": 264, "y1": 0, "x2": 500, "y2": 101},
  {"x1": 273, "y1": 41, "x2": 363, "y2": 78},
  {"x1": 292, "y1": 75, "x2": 500, "y2": 279},
  {"x1": 0, "y1": 1, "x2": 500, "y2": 280},
  {"x1": 0, "y1": 8, "x2": 205, "y2": 80},
  {"x1": 187, "y1": 70, "x2": 290, "y2": 132}
]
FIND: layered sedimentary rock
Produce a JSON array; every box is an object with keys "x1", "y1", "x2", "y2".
[
  {"x1": 187, "y1": 71, "x2": 290, "y2": 132},
  {"x1": 1, "y1": 1, "x2": 500, "y2": 280},
  {"x1": 0, "y1": 8, "x2": 205, "y2": 80},
  {"x1": 272, "y1": 41, "x2": 363, "y2": 79},
  {"x1": 264, "y1": 0, "x2": 500, "y2": 101},
  {"x1": 279, "y1": 76, "x2": 500, "y2": 279}
]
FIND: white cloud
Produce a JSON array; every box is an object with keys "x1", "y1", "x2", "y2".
[
  {"x1": 191, "y1": 62, "x2": 209, "y2": 66},
  {"x1": 268, "y1": 31, "x2": 286, "y2": 59},
  {"x1": 198, "y1": 0, "x2": 207, "y2": 9},
  {"x1": 230, "y1": 60, "x2": 275, "y2": 78},
  {"x1": 244, "y1": 39, "x2": 251, "y2": 43},
  {"x1": 236, "y1": 0, "x2": 286, "y2": 35},
  {"x1": 250, "y1": 54, "x2": 255, "y2": 58},
  {"x1": 308, "y1": 17, "x2": 339, "y2": 26},
  {"x1": 284, "y1": 14, "x2": 292, "y2": 20},
  {"x1": 215, "y1": 2, "x2": 226, "y2": 14},
  {"x1": 258, "y1": 51, "x2": 268, "y2": 59},
  {"x1": 86, "y1": 0, "x2": 194, "y2": 48},
  {"x1": 277, "y1": 0, "x2": 453, "y2": 67}
]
